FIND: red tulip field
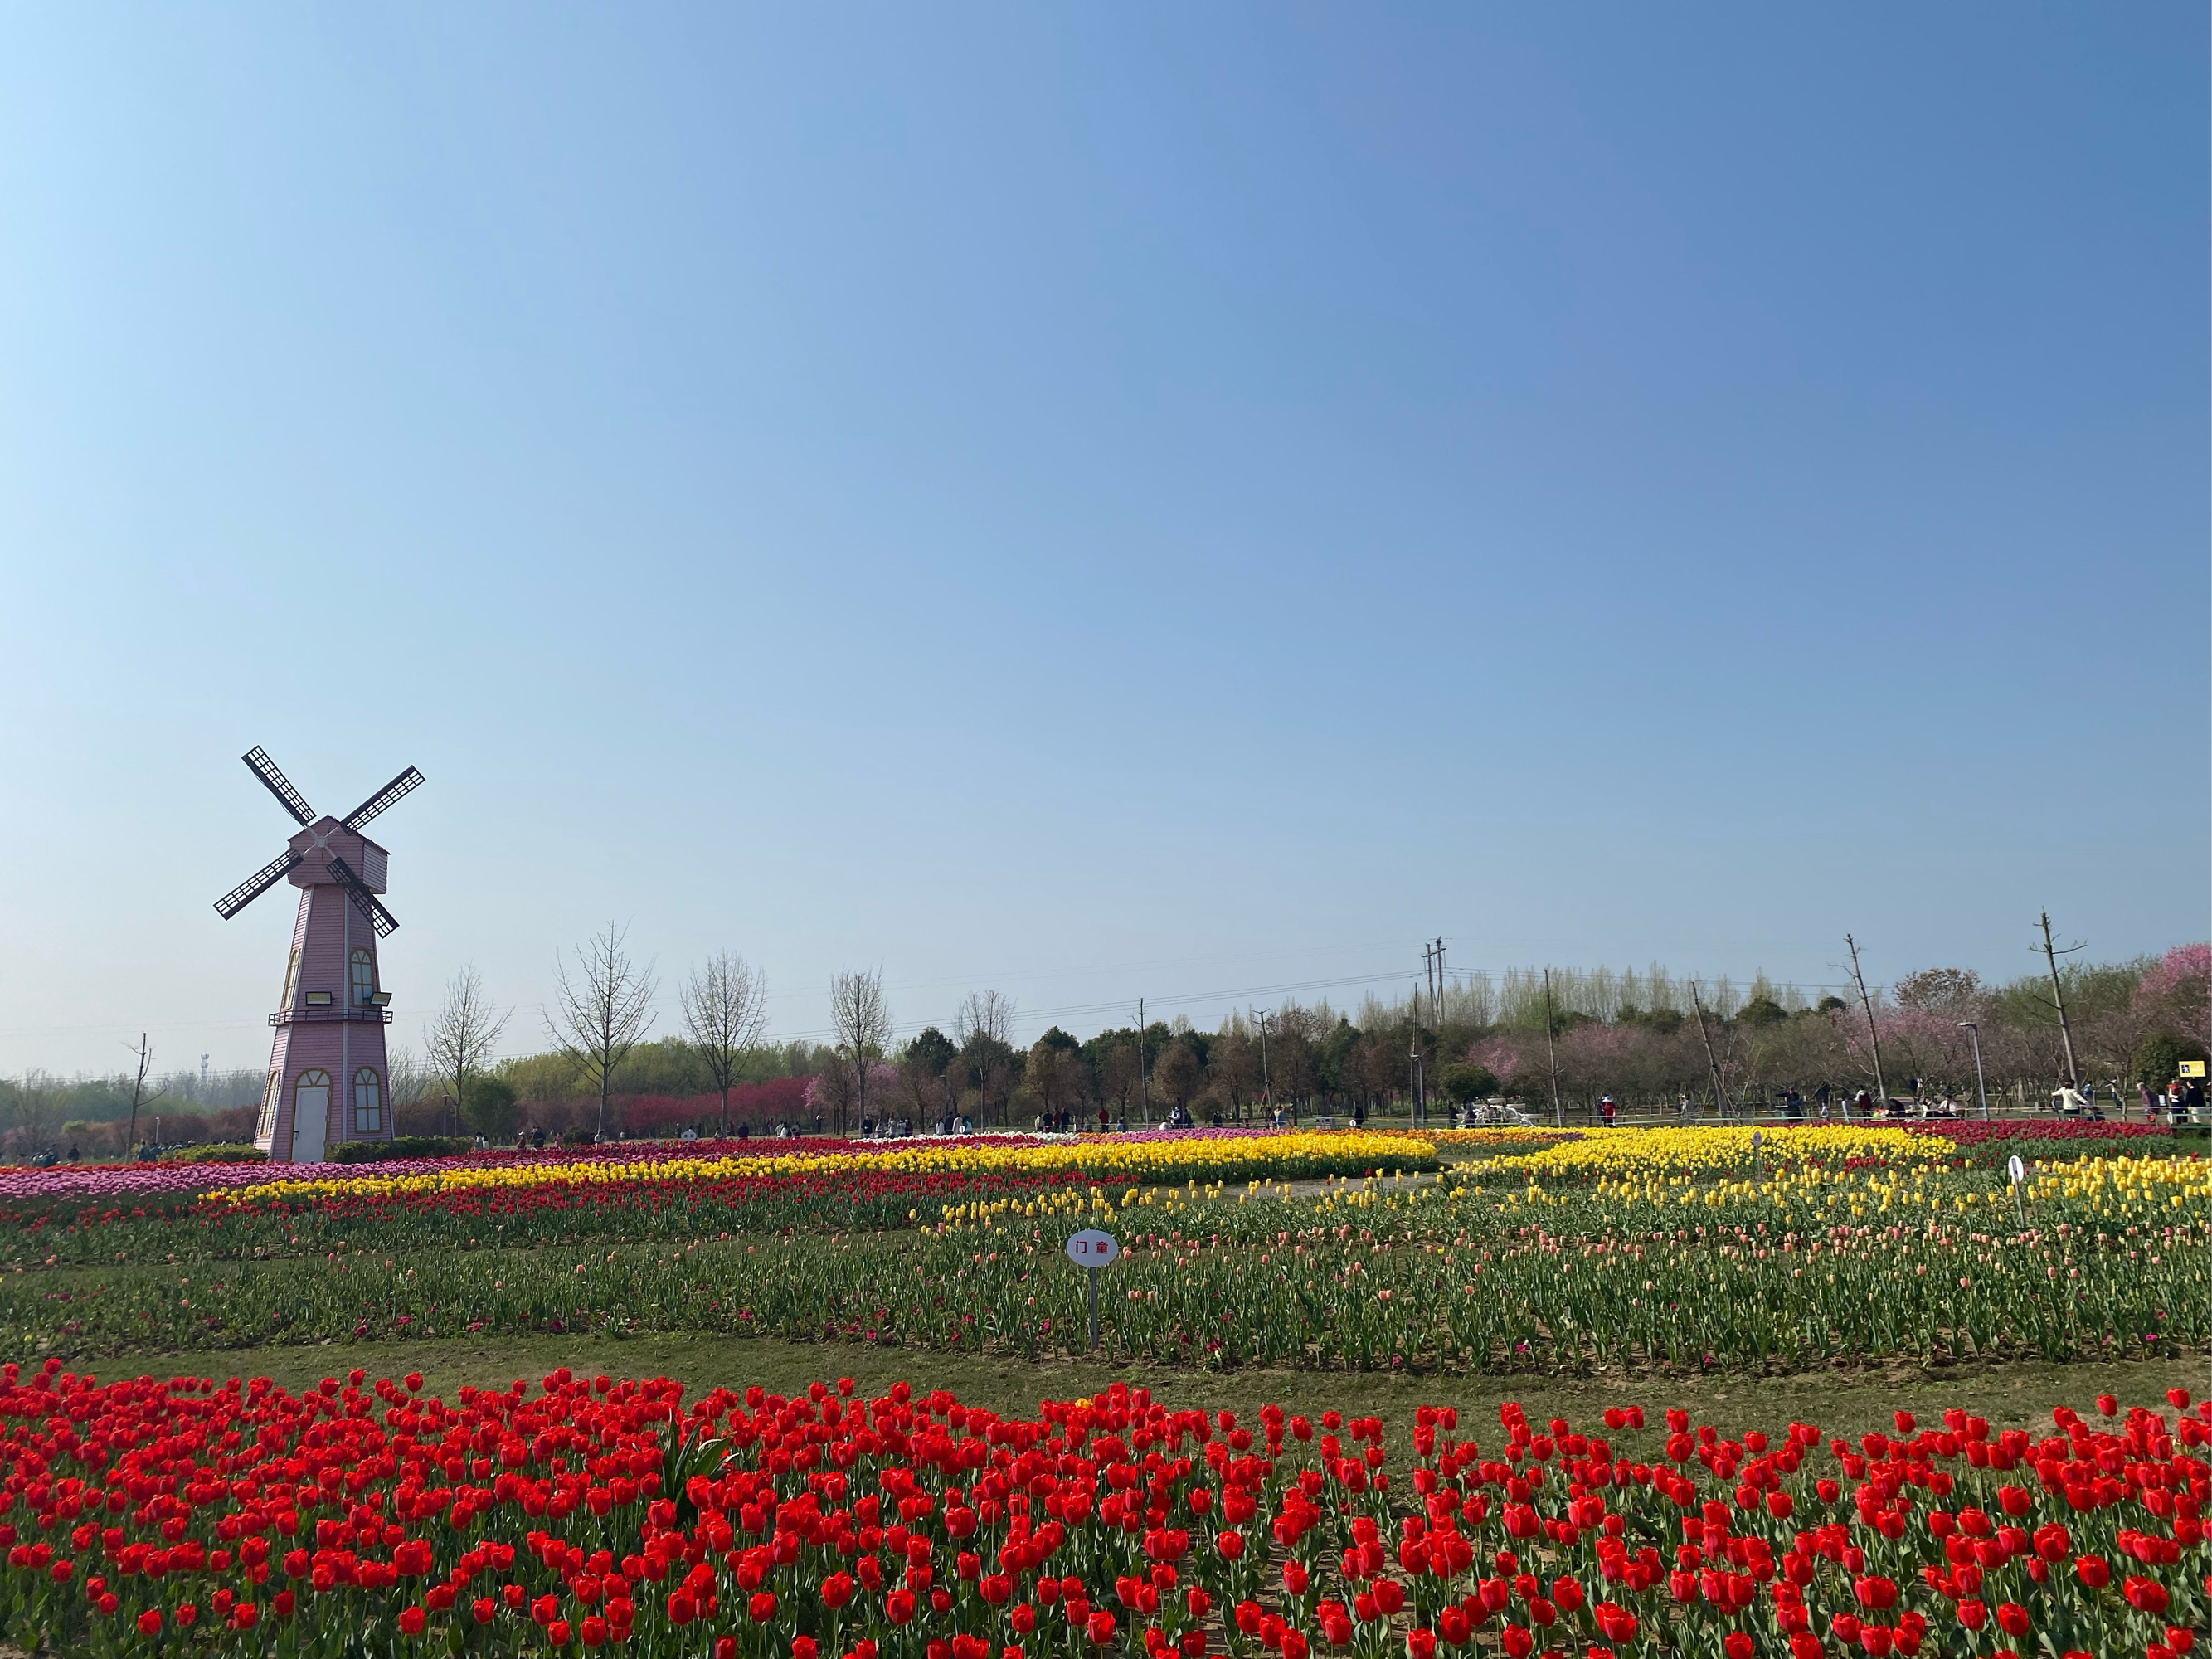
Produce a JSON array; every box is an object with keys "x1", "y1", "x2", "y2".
[
  {"x1": 0, "y1": 1365, "x2": 2204, "y2": 1658},
  {"x1": 0, "y1": 1123, "x2": 2202, "y2": 1654}
]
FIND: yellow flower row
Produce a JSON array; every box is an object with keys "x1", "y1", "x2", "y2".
[
  {"x1": 1490, "y1": 1123, "x2": 1936, "y2": 1179},
  {"x1": 208, "y1": 1130, "x2": 1438, "y2": 1208},
  {"x1": 2025, "y1": 1153, "x2": 2212, "y2": 1205},
  {"x1": 1524, "y1": 1149, "x2": 2206, "y2": 1219},
  {"x1": 1418, "y1": 1128, "x2": 1582, "y2": 1149}
]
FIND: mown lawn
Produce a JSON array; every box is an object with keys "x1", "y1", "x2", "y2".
[{"x1": 123, "y1": 1328, "x2": 2202, "y2": 1447}]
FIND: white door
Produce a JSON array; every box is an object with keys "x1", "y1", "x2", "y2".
[{"x1": 292, "y1": 1073, "x2": 330, "y2": 1164}]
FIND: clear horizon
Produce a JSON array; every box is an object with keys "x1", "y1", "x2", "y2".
[{"x1": 3, "y1": 6, "x2": 2205, "y2": 1077}]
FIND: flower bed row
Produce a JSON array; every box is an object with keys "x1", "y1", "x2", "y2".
[
  {"x1": 202, "y1": 1133, "x2": 1437, "y2": 1216},
  {"x1": 1485, "y1": 1128, "x2": 1942, "y2": 1183},
  {"x1": 4, "y1": 1160, "x2": 2203, "y2": 1370},
  {"x1": 0, "y1": 1364, "x2": 2204, "y2": 1658},
  {"x1": 1413, "y1": 1131, "x2": 1585, "y2": 1159},
  {"x1": 0, "y1": 1139, "x2": 1042, "y2": 1211},
  {"x1": 0, "y1": 1132, "x2": 1432, "y2": 1238},
  {"x1": 1910, "y1": 1122, "x2": 2178, "y2": 1146}
]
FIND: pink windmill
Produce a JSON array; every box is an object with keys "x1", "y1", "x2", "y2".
[{"x1": 213, "y1": 747, "x2": 425, "y2": 1163}]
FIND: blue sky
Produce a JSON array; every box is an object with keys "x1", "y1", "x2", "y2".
[{"x1": 2, "y1": 5, "x2": 2205, "y2": 1074}]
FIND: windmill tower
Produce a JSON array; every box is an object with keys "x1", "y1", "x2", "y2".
[{"x1": 213, "y1": 747, "x2": 425, "y2": 1163}]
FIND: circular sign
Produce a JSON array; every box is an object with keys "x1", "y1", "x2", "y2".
[
  {"x1": 2007, "y1": 1155, "x2": 2026, "y2": 1185},
  {"x1": 1066, "y1": 1228, "x2": 1120, "y2": 1267},
  {"x1": 1751, "y1": 1131, "x2": 1762, "y2": 1148}
]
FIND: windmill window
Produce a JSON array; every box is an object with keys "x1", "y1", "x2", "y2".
[
  {"x1": 280, "y1": 947, "x2": 301, "y2": 1010},
  {"x1": 351, "y1": 949, "x2": 376, "y2": 1005},
  {"x1": 257, "y1": 1071, "x2": 280, "y2": 1141},
  {"x1": 352, "y1": 1068, "x2": 382, "y2": 1133}
]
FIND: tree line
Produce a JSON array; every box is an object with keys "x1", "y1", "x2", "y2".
[
  {"x1": 419, "y1": 940, "x2": 2212, "y2": 1139},
  {"x1": 8, "y1": 937, "x2": 2203, "y2": 1155}
]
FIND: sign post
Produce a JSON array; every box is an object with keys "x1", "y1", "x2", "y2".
[
  {"x1": 1066, "y1": 1228, "x2": 1121, "y2": 1353},
  {"x1": 2006, "y1": 1154, "x2": 2027, "y2": 1227}
]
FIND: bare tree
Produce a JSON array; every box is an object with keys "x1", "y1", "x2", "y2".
[
  {"x1": 680, "y1": 951, "x2": 769, "y2": 1136},
  {"x1": 897, "y1": 1050, "x2": 947, "y2": 1124},
  {"x1": 828, "y1": 969, "x2": 893, "y2": 1135},
  {"x1": 1892, "y1": 967, "x2": 1986, "y2": 1018},
  {"x1": 385, "y1": 1045, "x2": 434, "y2": 1111},
  {"x1": 1150, "y1": 1041, "x2": 1201, "y2": 1113},
  {"x1": 1211, "y1": 1028, "x2": 1259, "y2": 1112},
  {"x1": 545, "y1": 922, "x2": 658, "y2": 1140},
  {"x1": 1271, "y1": 1028, "x2": 1318, "y2": 1109},
  {"x1": 1025, "y1": 1037, "x2": 1089, "y2": 1123},
  {"x1": 1100, "y1": 1037, "x2": 1142, "y2": 1119},
  {"x1": 953, "y1": 990, "x2": 1017, "y2": 1125},
  {"x1": 125, "y1": 1033, "x2": 166, "y2": 1152},
  {"x1": 426, "y1": 966, "x2": 513, "y2": 1140}
]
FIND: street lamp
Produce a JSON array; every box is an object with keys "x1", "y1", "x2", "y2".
[{"x1": 1957, "y1": 1022, "x2": 1990, "y2": 1120}]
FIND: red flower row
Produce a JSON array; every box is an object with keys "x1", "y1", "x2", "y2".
[
  {"x1": 1908, "y1": 1121, "x2": 2179, "y2": 1146},
  {"x1": 0, "y1": 1362, "x2": 2204, "y2": 1659}
]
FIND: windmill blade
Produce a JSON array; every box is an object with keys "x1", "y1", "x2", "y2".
[
  {"x1": 342, "y1": 766, "x2": 425, "y2": 830},
  {"x1": 242, "y1": 747, "x2": 315, "y2": 826},
  {"x1": 324, "y1": 855, "x2": 399, "y2": 937},
  {"x1": 214, "y1": 850, "x2": 304, "y2": 919}
]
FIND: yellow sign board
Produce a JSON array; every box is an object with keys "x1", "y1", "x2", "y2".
[{"x1": 2180, "y1": 1060, "x2": 2207, "y2": 1078}]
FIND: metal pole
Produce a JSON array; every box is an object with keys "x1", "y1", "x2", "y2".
[
  {"x1": 1689, "y1": 980, "x2": 1729, "y2": 1121},
  {"x1": 1257, "y1": 1010, "x2": 1272, "y2": 1113},
  {"x1": 1959, "y1": 1022, "x2": 1990, "y2": 1120},
  {"x1": 1409, "y1": 976, "x2": 1427, "y2": 1129},
  {"x1": 2037, "y1": 912, "x2": 2083, "y2": 1092},
  {"x1": 1136, "y1": 998, "x2": 1146, "y2": 1127},
  {"x1": 1844, "y1": 934, "x2": 1889, "y2": 1107},
  {"x1": 1542, "y1": 971, "x2": 1563, "y2": 1127},
  {"x1": 1087, "y1": 1268, "x2": 1098, "y2": 1353}
]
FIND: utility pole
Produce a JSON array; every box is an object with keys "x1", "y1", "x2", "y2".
[
  {"x1": 125, "y1": 1033, "x2": 163, "y2": 1155},
  {"x1": 1136, "y1": 997, "x2": 1147, "y2": 1126},
  {"x1": 1407, "y1": 980, "x2": 1421, "y2": 1128},
  {"x1": 1254, "y1": 1009, "x2": 1273, "y2": 1111},
  {"x1": 2037, "y1": 911, "x2": 2083, "y2": 1092},
  {"x1": 1844, "y1": 934, "x2": 1888, "y2": 1107},
  {"x1": 1416, "y1": 945, "x2": 1434, "y2": 1128},
  {"x1": 1541, "y1": 969, "x2": 1563, "y2": 1127},
  {"x1": 1689, "y1": 980, "x2": 1730, "y2": 1120},
  {"x1": 1957, "y1": 1022, "x2": 1991, "y2": 1120}
]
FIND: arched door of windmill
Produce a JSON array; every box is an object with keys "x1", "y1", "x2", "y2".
[{"x1": 293, "y1": 1069, "x2": 331, "y2": 1164}]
